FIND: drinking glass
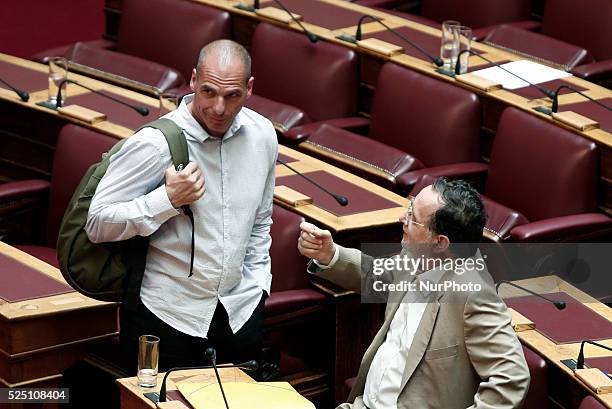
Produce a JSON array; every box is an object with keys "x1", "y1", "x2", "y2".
[
  {"x1": 440, "y1": 20, "x2": 461, "y2": 70},
  {"x1": 137, "y1": 335, "x2": 160, "y2": 388},
  {"x1": 48, "y1": 57, "x2": 68, "y2": 106}
]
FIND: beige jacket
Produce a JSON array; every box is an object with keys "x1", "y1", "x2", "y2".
[{"x1": 309, "y1": 246, "x2": 530, "y2": 409}]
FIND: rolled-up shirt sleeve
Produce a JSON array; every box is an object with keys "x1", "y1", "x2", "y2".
[{"x1": 85, "y1": 129, "x2": 180, "y2": 243}]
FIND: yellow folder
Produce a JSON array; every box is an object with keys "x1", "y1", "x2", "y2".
[{"x1": 176, "y1": 381, "x2": 315, "y2": 409}]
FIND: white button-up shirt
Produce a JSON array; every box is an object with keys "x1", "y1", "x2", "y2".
[{"x1": 86, "y1": 94, "x2": 277, "y2": 337}]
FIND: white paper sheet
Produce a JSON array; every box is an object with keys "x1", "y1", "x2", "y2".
[{"x1": 471, "y1": 60, "x2": 572, "y2": 90}]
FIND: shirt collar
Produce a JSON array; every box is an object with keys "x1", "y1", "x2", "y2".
[{"x1": 177, "y1": 93, "x2": 255, "y2": 143}]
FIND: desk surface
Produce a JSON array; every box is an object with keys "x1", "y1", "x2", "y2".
[
  {"x1": 499, "y1": 275, "x2": 612, "y2": 408},
  {"x1": 0, "y1": 241, "x2": 118, "y2": 387},
  {"x1": 117, "y1": 367, "x2": 255, "y2": 409}
]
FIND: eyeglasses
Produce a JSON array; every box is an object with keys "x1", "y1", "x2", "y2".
[{"x1": 400, "y1": 198, "x2": 428, "y2": 229}]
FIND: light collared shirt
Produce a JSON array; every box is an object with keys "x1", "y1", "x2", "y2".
[{"x1": 86, "y1": 94, "x2": 278, "y2": 337}]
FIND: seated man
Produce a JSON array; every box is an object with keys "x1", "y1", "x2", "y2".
[{"x1": 298, "y1": 178, "x2": 530, "y2": 409}]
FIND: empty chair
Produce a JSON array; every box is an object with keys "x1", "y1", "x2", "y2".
[
  {"x1": 409, "y1": 107, "x2": 612, "y2": 242},
  {"x1": 246, "y1": 23, "x2": 358, "y2": 134},
  {"x1": 0, "y1": 125, "x2": 117, "y2": 266},
  {"x1": 33, "y1": 0, "x2": 231, "y2": 91},
  {"x1": 287, "y1": 62, "x2": 481, "y2": 192},
  {"x1": 484, "y1": 0, "x2": 612, "y2": 84}
]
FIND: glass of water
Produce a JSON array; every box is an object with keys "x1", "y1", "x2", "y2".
[
  {"x1": 456, "y1": 26, "x2": 473, "y2": 74},
  {"x1": 440, "y1": 20, "x2": 460, "y2": 70},
  {"x1": 48, "y1": 57, "x2": 68, "y2": 106},
  {"x1": 137, "y1": 334, "x2": 160, "y2": 388}
]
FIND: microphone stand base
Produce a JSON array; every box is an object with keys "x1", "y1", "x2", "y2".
[
  {"x1": 235, "y1": 3, "x2": 256, "y2": 11},
  {"x1": 561, "y1": 358, "x2": 578, "y2": 371},
  {"x1": 435, "y1": 68, "x2": 456, "y2": 78},
  {"x1": 533, "y1": 106, "x2": 552, "y2": 115},
  {"x1": 36, "y1": 100, "x2": 59, "y2": 110},
  {"x1": 143, "y1": 392, "x2": 160, "y2": 404},
  {"x1": 336, "y1": 34, "x2": 357, "y2": 44}
]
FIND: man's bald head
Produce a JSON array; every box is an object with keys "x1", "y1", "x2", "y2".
[{"x1": 196, "y1": 40, "x2": 252, "y2": 83}]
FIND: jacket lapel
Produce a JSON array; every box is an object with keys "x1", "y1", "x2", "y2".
[{"x1": 399, "y1": 299, "x2": 440, "y2": 391}]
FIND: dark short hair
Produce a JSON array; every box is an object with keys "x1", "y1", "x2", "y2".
[{"x1": 428, "y1": 178, "x2": 487, "y2": 254}]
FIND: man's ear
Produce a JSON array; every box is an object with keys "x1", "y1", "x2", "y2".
[
  {"x1": 434, "y1": 234, "x2": 450, "y2": 253},
  {"x1": 190, "y1": 68, "x2": 197, "y2": 91},
  {"x1": 246, "y1": 76, "x2": 254, "y2": 99}
]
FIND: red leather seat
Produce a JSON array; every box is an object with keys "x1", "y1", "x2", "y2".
[
  {"x1": 289, "y1": 62, "x2": 481, "y2": 192},
  {"x1": 33, "y1": 0, "x2": 231, "y2": 91},
  {"x1": 0, "y1": 125, "x2": 117, "y2": 266},
  {"x1": 246, "y1": 23, "x2": 358, "y2": 134},
  {"x1": 521, "y1": 345, "x2": 548, "y2": 409},
  {"x1": 580, "y1": 396, "x2": 607, "y2": 409},
  {"x1": 358, "y1": 0, "x2": 532, "y2": 39},
  {"x1": 266, "y1": 204, "x2": 326, "y2": 320},
  {"x1": 484, "y1": 0, "x2": 612, "y2": 85}
]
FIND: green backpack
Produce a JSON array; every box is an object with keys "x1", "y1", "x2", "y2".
[{"x1": 57, "y1": 118, "x2": 193, "y2": 303}]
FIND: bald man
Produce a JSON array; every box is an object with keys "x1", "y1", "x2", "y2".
[{"x1": 86, "y1": 40, "x2": 277, "y2": 371}]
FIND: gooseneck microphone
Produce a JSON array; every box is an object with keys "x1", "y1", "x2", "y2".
[
  {"x1": 269, "y1": 0, "x2": 318, "y2": 43},
  {"x1": 0, "y1": 77, "x2": 29, "y2": 102},
  {"x1": 454, "y1": 50, "x2": 556, "y2": 100},
  {"x1": 276, "y1": 158, "x2": 349, "y2": 206},
  {"x1": 495, "y1": 280, "x2": 566, "y2": 310},
  {"x1": 551, "y1": 84, "x2": 612, "y2": 113},
  {"x1": 337, "y1": 15, "x2": 443, "y2": 67},
  {"x1": 577, "y1": 340, "x2": 612, "y2": 369},
  {"x1": 158, "y1": 359, "x2": 258, "y2": 402},
  {"x1": 205, "y1": 348, "x2": 230, "y2": 409},
  {"x1": 55, "y1": 79, "x2": 149, "y2": 116}
]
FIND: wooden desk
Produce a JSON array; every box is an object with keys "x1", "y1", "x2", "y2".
[
  {"x1": 117, "y1": 367, "x2": 255, "y2": 409},
  {"x1": 0, "y1": 242, "x2": 118, "y2": 389},
  {"x1": 499, "y1": 275, "x2": 612, "y2": 409}
]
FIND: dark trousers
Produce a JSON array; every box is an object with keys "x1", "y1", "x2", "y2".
[{"x1": 120, "y1": 292, "x2": 266, "y2": 374}]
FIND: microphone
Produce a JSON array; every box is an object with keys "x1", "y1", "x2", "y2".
[
  {"x1": 551, "y1": 84, "x2": 612, "y2": 114},
  {"x1": 276, "y1": 158, "x2": 349, "y2": 206},
  {"x1": 336, "y1": 15, "x2": 443, "y2": 67},
  {"x1": 158, "y1": 358, "x2": 258, "y2": 402},
  {"x1": 267, "y1": 0, "x2": 318, "y2": 43},
  {"x1": 206, "y1": 348, "x2": 230, "y2": 409},
  {"x1": 0, "y1": 77, "x2": 29, "y2": 102},
  {"x1": 55, "y1": 79, "x2": 149, "y2": 116},
  {"x1": 454, "y1": 50, "x2": 556, "y2": 104},
  {"x1": 576, "y1": 340, "x2": 612, "y2": 369},
  {"x1": 495, "y1": 280, "x2": 566, "y2": 310}
]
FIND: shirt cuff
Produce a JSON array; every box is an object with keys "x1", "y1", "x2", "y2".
[
  {"x1": 148, "y1": 185, "x2": 181, "y2": 221},
  {"x1": 312, "y1": 244, "x2": 339, "y2": 270}
]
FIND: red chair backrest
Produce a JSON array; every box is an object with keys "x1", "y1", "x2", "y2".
[
  {"x1": 270, "y1": 204, "x2": 309, "y2": 292},
  {"x1": 250, "y1": 23, "x2": 358, "y2": 122},
  {"x1": 47, "y1": 125, "x2": 117, "y2": 247},
  {"x1": 421, "y1": 0, "x2": 530, "y2": 28},
  {"x1": 369, "y1": 63, "x2": 481, "y2": 167},
  {"x1": 117, "y1": 0, "x2": 231, "y2": 81},
  {"x1": 486, "y1": 108, "x2": 598, "y2": 222}
]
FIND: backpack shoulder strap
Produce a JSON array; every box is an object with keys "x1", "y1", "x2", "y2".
[{"x1": 138, "y1": 118, "x2": 189, "y2": 170}]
